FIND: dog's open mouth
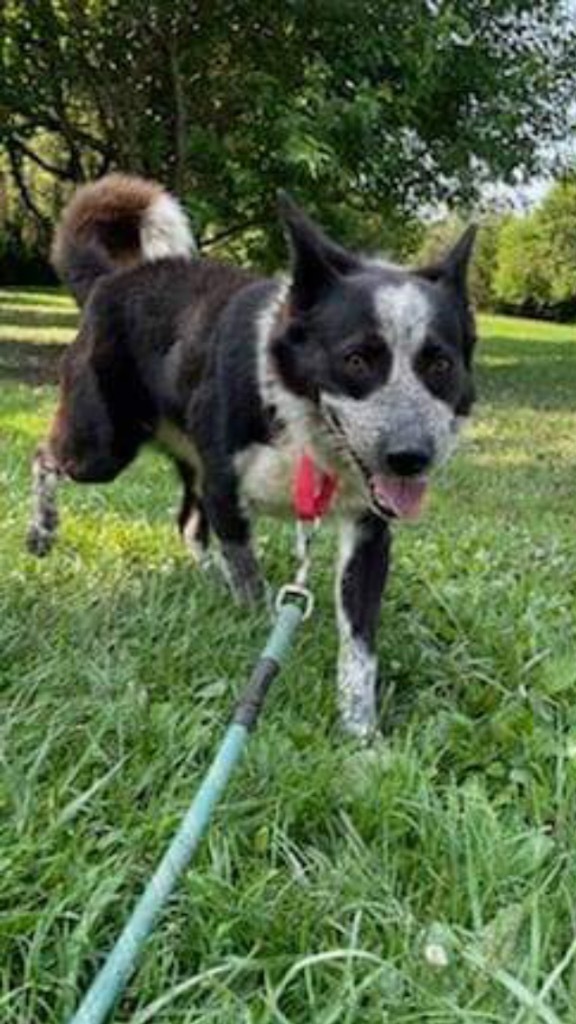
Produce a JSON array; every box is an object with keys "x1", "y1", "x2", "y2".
[
  {"x1": 319, "y1": 404, "x2": 430, "y2": 521},
  {"x1": 368, "y1": 474, "x2": 429, "y2": 520}
]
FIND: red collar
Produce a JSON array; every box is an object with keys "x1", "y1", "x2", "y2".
[{"x1": 293, "y1": 452, "x2": 339, "y2": 521}]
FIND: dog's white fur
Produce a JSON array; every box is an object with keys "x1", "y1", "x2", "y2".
[
  {"x1": 243, "y1": 277, "x2": 372, "y2": 518},
  {"x1": 242, "y1": 274, "x2": 466, "y2": 737},
  {"x1": 320, "y1": 281, "x2": 460, "y2": 473},
  {"x1": 141, "y1": 193, "x2": 196, "y2": 261},
  {"x1": 374, "y1": 281, "x2": 431, "y2": 356},
  {"x1": 36, "y1": 176, "x2": 474, "y2": 742},
  {"x1": 336, "y1": 519, "x2": 379, "y2": 738}
]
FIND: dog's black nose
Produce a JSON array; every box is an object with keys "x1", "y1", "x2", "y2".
[{"x1": 386, "y1": 448, "x2": 433, "y2": 477}]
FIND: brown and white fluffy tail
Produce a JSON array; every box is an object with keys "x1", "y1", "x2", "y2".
[{"x1": 51, "y1": 173, "x2": 196, "y2": 306}]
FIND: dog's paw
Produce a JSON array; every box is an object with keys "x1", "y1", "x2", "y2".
[
  {"x1": 340, "y1": 734, "x2": 394, "y2": 793},
  {"x1": 26, "y1": 522, "x2": 55, "y2": 557},
  {"x1": 338, "y1": 701, "x2": 380, "y2": 746},
  {"x1": 340, "y1": 719, "x2": 380, "y2": 747},
  {"x1": 219, "y1": 542, "x2": 266, "y2": 608},
  {"x1": 230, "y1": 568, "x2": 266, "y2": 607}
]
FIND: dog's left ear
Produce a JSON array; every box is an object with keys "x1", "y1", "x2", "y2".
[
  {"x1": 277, "y1": 191, "x2": 358, "y2": 313},
  {"x1": 418, "y1": 225, "x2": 477, "y2": 292}
]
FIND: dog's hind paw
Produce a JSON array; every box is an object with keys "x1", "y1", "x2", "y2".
[{"x1": 26, "y1": 522, "x2": 56, "y2": 557}]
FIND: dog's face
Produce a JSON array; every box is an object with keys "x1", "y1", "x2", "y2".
[{"x1": 272, "y1": 196, "x2": 477, "y2": 519}]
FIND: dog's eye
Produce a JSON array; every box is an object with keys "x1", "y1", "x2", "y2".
[
  {"x1": 344, "y1": 351, "x2": 369, "y2": 374},
  {"x1": 431, "y1": 355, "x2": 452, "y2": 374},
  {"x1": 426, "y1": 351, "x2": 453, "y2": 376}
]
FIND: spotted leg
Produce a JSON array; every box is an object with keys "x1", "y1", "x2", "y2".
[
  {"x1": 336, "y1": 513, "x2": 391, "y2": 740},
  {"x1": 26, "y1": 347, "x2": 146, "y2": 556},
  {"x1": 27, "y1": 442, "x2": 63, "y2": 556}
]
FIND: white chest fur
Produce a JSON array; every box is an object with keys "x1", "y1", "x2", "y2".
[
  {"x1": 235, "y1": 439, "x2": 299, "y2": 516},
  {"x1": 235, "y1": 438, "x2": 367, "y2": 518}
]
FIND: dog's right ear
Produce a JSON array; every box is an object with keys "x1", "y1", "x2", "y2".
[
  {"x1": 277, "y1": 191, "x2": 358, "y2": 313},
  {"x1": 417, "y1": 225, "x2": 477, "y2": 295}
]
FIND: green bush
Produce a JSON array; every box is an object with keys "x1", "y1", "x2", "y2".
[
  {"x1": 493, "y1": 216, "x2": 551, "y2": 315},
  {"x1": 493, "y1": 180, "x2": 576, "y2": 320}
]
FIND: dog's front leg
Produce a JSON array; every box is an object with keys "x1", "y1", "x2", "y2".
[
  {"x1": 335, "y1": 513, "x2": 391, "y2": 740},
  {"x1": 204, "y1": 477, "x2": 265, "y2": 606}
]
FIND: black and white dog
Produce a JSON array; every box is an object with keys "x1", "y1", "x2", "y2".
[{"x1": 28, "y1": 174, "x2": 477, "y2": 740}]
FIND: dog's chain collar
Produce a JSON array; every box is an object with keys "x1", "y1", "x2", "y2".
[
  {"x1": 264, "y1": 384, "x2": 392, "y2": 524},
  {"x1": 317, "y1": 399, "x2": 393, "y2": 522}
]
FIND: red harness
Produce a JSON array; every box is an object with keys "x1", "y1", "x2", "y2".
[{"x1": 293, "y1": 452, "x2": 339, "y2": 521}]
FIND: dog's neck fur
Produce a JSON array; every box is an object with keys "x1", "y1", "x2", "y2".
[{"x1": 255, "y1": 277, "x2": 363, "y2": 492}]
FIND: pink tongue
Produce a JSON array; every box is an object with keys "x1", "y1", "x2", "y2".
[{"x1": 371, "y1": 475, "x2": 428, "y2": 520}]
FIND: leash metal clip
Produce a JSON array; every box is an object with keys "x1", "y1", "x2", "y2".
[
  {"x1": 274, "y1": 518, "x2": 318, "y2": 621},
  {"x1": 275, "y1": 583, "x2": 314, "y2": 621}
]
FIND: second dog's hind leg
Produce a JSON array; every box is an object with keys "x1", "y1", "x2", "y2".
[
  {"x1": 26, "y1": 352, "x2": 143, "y2": 556},
  {"x1": 174, "y1": 459, "x2": 211, "y2": 565},
  {"x1": 27, "y1": 442, "x2": 63, "y2": 556}
]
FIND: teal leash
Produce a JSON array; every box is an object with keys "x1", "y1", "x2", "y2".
[{"x1": 68, "y1": 532, "x2": 315, "y2": 1024}]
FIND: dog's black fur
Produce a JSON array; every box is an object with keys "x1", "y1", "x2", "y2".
[{"x1": 29, "y1": 175, "x2": 477, "y2": 739}]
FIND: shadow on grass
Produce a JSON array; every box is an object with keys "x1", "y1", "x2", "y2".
[
  {"x1": 0, "y1": 339, "x2": 65, "y2": 385},
  {"x1": 0, "y1": 289, "x2": 71, "y2": 308},
  {"x1": 478, "y1": 336, "x2": 576, "y2": 411},
  {"x1": 0, "y1": 306, "x2": 78, "y2": 328}
]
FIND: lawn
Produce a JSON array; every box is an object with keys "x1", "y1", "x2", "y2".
[{"x1": 1, "y1": 287, "x2": 576, "y2": 1023}]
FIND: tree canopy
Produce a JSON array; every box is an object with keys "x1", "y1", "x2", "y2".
[{"x1": 1, "y1": 0, "x2": 575, "y2": 267}]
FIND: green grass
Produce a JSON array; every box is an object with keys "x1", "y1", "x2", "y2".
[{"x1": 1, "y1": 289, "x2": 576, "y2": 1023}]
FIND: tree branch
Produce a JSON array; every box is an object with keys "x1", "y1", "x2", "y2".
[
  {"x1": 12, "y1": 137, "x2": 77, "y2": 181},
  {"x1": 12, "y1": 114, "x2": 110, "y2": 159},
  {"x1": 199, "y1": 219, "x2": 264, "y2": 250},
  {"x1": 6, "y1": 146, "x2": 50, "y2": 234}
]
